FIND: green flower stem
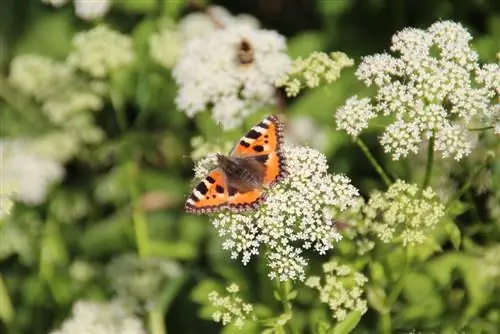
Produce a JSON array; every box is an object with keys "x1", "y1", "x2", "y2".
[
  {"x1": 127, "y1": 162, "x2": 151, "y2": 257},
  {"x1": 148, "y1": 308, "x2": 167, "y2": 334},
  {"x1": 446, "y1": 162, "x2": 488, "y2": 209},
  {"x1": 422, "y1": 135, "x2": 435, "y2": 189},
  {"x1": 467, "y1": 125, "x2": 494, "y2": 131},
  {"x1": 127, "y1": 163, "x2": 164, "y2": 334},
  {"x1": 354, "y1": 137, "x2": 392, "y2": 187},
  {"x1": 0, "y1": 275, "x2": 14, "y2": 325}
]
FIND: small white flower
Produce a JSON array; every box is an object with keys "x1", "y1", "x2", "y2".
[
  {"x1": 49, "y1": 299, "x2": 146, "y2": 334},
  {"x1": 174, "y1": 25, "x2": 290, "y2": 130},
  {"x1": 149, "y1": 20, "x2": 181, "y2": 69},
  {"x1": 1, "y1": 139, "x2": 64, "y2": 205},
  {"x1": 74, "y1": 0, "x2": 110, "y2": 20},
  {"x1": 197, "y1": 145, "x2": 358, "y2": 280},
  {"x1": 335, "y1": 96, "x2": 376, "y2": 137},
  {"x1": 208, "y1": 284, "x2": 255, "y2": 329},
  {"x1": 68, "y1": 25, "x2": 134, "y2": 78}
]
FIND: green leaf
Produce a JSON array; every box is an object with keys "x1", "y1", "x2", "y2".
[
  {"x1": 445, "y1": 221, "x2": 461, "y2": 250},
  {"x1": 113, "y1": 0, "x2": 156, "y2": 13},
  {"x1": 332, "y1": 310, "x2": 362, "y2": 334},
  {"x1": 367, "y1": 287, "x2": 389, "y2": 314}
]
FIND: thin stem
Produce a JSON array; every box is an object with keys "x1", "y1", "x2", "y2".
[
  {"x1": 354, "y1": 137, "x2": 392, "y2": 187},
  {"x1": 0, "y1": 275, "x2": 14, "y2": 325},
  {"x1": 446, "y1": 163, "x2": 487, "y2": 209},
  {"x1": 467, "y1": 125, "x2": 494, "y2": 131},
  {"x1": 148, "y1": 309, "x2": 167, "y2": 334},
  {"x1": 422, "y1": 135, "x2": 435, "y2": 189},
  {"x1": 128, "y1": 162, "x2": 151, "y2": 257}
]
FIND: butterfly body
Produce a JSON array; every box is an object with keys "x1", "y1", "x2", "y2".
[{"x1": 185, "y1": 116, "x2": 286, "y2": 214}]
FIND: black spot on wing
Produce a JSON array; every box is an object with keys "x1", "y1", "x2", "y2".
[
  {"x1": 246, "y1": 129, "x2": 261, "y2": 139},
  {"x1": 189, "y1": 194, "x2": 199, "y2": 202},
  {"x1": 254, "y1": 155, "x2": 268, "y2": 163},
  {"x1": 228, "y1": 186, "x2": 237, "y2": 196},
  {"x1": 196, "y1": 182, "x2": 208, "y2": 195},
  {"x1": 206, "y1": 176, "x2": 216, "y2": 184},
  {"x1": 216, "y1": 185, "x2": 225, "y2": 193},
  {"x1": 240, "y1": 140, "x2": 250, "y2": 148},
  {"x1": 258, "y1": 122, "x2": 269, "y2": 129},
  {"x1": 253, "y1": 145, "x2": 264, "y2": 153}
]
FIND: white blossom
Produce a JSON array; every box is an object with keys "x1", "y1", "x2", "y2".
[
  {"x1": 74, "y1": 0, "x2": 110, "y2": 20},
  {"x1": 335, "y1": 96, "x2": 376, "y2": 137},
  {"x1": 339, "y1": 20, "x2": 499, "y2": 160},
  {"x1": 208, "y1": 284, "x2": 255, "y2": 329},
  {"x1": 174, "y1": 25, "x2": 290, "y2": 130},
  {"x1": 49, "y1": 300, "x2": 146, "y2": 334},
  {"x1": 1, "y1": 139, "x2": 64, "y2": 205},
  {"x1": 196, "y1": 145, "x2": 359, "y2": 280},
  {"x1": 68, "y1": 25, "x2": 134, "y2": 78}
]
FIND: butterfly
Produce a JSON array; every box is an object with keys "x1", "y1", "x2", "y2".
[{"x1": 185, "y1": 115, "x2": 287, "y2": 214}]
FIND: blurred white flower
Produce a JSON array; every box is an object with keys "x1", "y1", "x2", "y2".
[
  {"x1": 285, "y1": 115, "x2": 327, "y2": 150},
  {"x1": 364, "y1": 180, "x2": 445, "y2": 246},
  {"x1": 68, "y1": 25, "x2": 134, "y2": 78},
  {"x1": 195, "y1": 145, "x2": 358, "y2": 280},
  {"x1": 174, "y1": 25, "x2": 290, "y2": 130},
  {"x1": 74, "y1": 0, "x2": 110, "y2": 20},
  {"x1": 42, "y1": 0, "x2": 110, "y2": 20},
  {"x1": 179, "y1": 6, "x2": 259, "y2": 41},
  {"x1": 335, "y1": 96, "x2": 376, "y2": 137},
  {"x1": 209, "y1": 283, "x2": 255, "y2": 329},
  {"x1": 149, "y1": 22, "x2": 181, "y2": 69},
  {"x1": 277, "y1": 51, "x2": 353, "y2": 97},
  {"x1": 50, "y1": 299, "x2": 146, "y2": 334},
  {"x1": 1, "y1": 139, "x2": 64, "y2": 205},
  {"x1": 338, "y1": 20, "x2": 499, "y2": 160},
  {"x1": 306, "y1": 260, "x2": 368, "y2": 321}
]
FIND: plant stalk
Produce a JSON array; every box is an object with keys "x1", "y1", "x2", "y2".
[
  {"x1": 422, "y1": 135, "x2": 435, "y2": 189},
  {"x1": 354, "y1": 137, "x2": 392, "y2": 187}
]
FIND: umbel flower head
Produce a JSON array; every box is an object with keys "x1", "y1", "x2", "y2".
[
  {"x1": 106, "y1": 253, "x2": 183, "y2": 310},
  {"x1": 195, "y1": 145, "x2": 359, "y2": 280},
  {"x1": 306, "y1": 260, "x2": 368, "y2": 321},
  {"x1": 335, "y1": 20, "x2": 499, "y2": 160},
  {"x1": 208, "y1": 283, "x2": 255, "y2": 329},
  {"x1": 277, "y1": 51, "x2": 354, "y2": 97},
  {"x1": 364, "y1": 180, "x2": 445, "y2": 246},
  {"x1": 173, "y1": 25, "x2": 291, "y2": 130},
  {"x1": 49, "y1": 299, "x2": 146, "y2": 334}
]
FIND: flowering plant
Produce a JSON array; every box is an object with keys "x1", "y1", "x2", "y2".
[{"x1": 1, "y1": 2, "x2": 499, "y2": 334}]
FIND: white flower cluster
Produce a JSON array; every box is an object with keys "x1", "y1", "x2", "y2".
[
  {"x1": 42, "y1": 0, "x2": 111, "y2": 20},
  {"x1": 9, "y1": 54, "x2": 105, "y2": 147},
  {"x1": 336, "y1": 21, "x2": 499, "y2": 160},
  {"x1": 208, "y1": 284, "x2": 255, "y2": 329},
  {"x1": 306, "y1": 260, "x2": 368, "y2": 321},
  {"x1": 149, "y1": 20, "x2": 181, "y2": 69},
  {"x1": 68, "y1": 25, "x2": 135, "y2": 78},
  {"x1": 277, "y1": 51, "x2": 353, "y2": 97},
  {"x1": 49, "y1": 299, "x2": 146, "y2": 334},
  {"x1": 364, "y1": 180, "x2": 445, "y2": 246},
  {"x1": 197, "y1": 145, "x2": 359, "y2": 280},
  {"x1": 179, "y1": 6, "x2": 259, "y2": 41},
  {"x1": 1, "y1": 139, "x2": 64, "y2": 205},
  {"x1": 173, "y1": 25, "x2": 290, "y2": 130},
  {"x1": 335, "y1": 96, "x2": 376, "y2": 137},
  {"x1": 106, "y1": 253, "x2": 183, "y2": 310}
]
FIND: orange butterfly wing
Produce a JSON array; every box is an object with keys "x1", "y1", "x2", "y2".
[
  {"x1": 230, "y1": 115, "x2": 286, "y2": 186},
  {"x1": 185, "y1": 169, "x2": 229, "y2": 214}
]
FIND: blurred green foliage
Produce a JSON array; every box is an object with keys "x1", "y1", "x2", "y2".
[{"x1": 1, "y1": 0, "x2": 499, "y2": 334}]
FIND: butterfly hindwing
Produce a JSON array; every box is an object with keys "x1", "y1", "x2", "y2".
[{"x1": 185, "y1": 169, "x2": 229, "y2": 214}]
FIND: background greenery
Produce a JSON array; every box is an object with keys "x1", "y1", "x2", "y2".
[{"x1": 1, "y1": 0, "x2": 499, "y2": 333}]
